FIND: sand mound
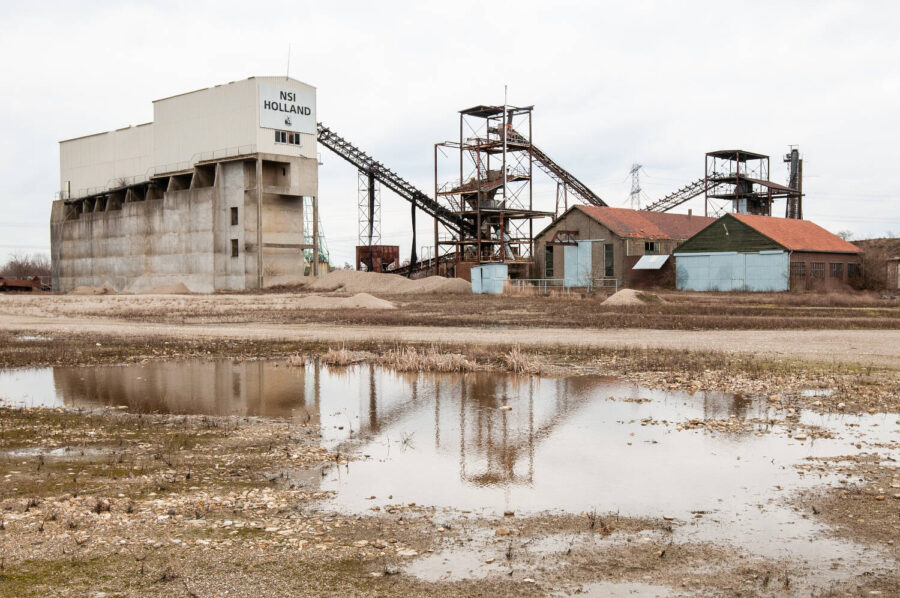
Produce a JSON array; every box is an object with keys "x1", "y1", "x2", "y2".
[
  {"x1": 137, "y1": 283, "x2": 192, "y2": 295},
  {"x1": 308, "y1": 270, "x2": 471, "y2": 295},
  {"x1": 69, "y1": 285, "x2": 116, "y2": 295},
  {"x1": 601, "y1": 289, "x2": 663, "y2": 306},
  {"x1": 338, "y1": 293, "x2": 396, "y2": 309},
  {"x1": 295, "y1": 293, "x2": 395, "y2": 310},
  {"x1": 408, "y1": 276, "x2": 472, "y2": 294}
]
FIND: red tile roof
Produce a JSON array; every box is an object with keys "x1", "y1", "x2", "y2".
[
  {"x1": 575, "y1": 206, "x2": 715, "y2": 240},
  {"x1": 730, "y1": 213, "x2": 861, "y2": 253}
]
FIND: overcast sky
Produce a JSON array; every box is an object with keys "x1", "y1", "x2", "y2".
[{"x1": 1, "y1": 0, "x2": 898, "y2": 267}]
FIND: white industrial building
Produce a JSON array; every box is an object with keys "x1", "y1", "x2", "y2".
[{"x1": 51, "y1": 76, "x2": 322, "y2": 293}]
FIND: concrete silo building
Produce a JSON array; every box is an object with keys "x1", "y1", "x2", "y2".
[{"x1": 51, "y1": 76, "x2": 321, "y2": 293}]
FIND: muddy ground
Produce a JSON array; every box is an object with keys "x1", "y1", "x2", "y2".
[
  {"x1": 1, "y1": 403, "x2": 896, "y2": 598},
  {"x1": 0, "y1": 291, "x2": 898, "y2": 596},
  {"x1": 1, "y1": 292, "x2": 900, "y2": 368}
]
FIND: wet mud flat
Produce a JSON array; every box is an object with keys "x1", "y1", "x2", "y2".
[{"x1": 0, "y1": 359, "x2": 897, "y2": 597}]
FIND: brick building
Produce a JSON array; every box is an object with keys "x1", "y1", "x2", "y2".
[
  {"x1": 534, "y1": 206, "x2": 714, "y2": 287},
  {"x1": 674, "y1": 213, "x2": 862, "y2": 292}
]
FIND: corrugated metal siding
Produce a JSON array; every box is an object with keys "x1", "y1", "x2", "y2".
[
  {"x1": 676, "y1": 217, "x2": 782, "y2": 254},
  {"x1": 577, "y1": 241, "x2": 592, "y2": 283},
  {"x1": 471, "y1": 264, "x2": 507, "y2": 294},
  {"x1": 563, "y1": 242, "x2": 593, "y2": 287},
  {"x1": 471, "y1": 267, "x2": 482, "y2": 294},
  {"x1": 563, "y1": 246, "x2": 578, "y2": 286},
  {"x1": 675, "y1": 251, "x2": 788, "y2": 291}
]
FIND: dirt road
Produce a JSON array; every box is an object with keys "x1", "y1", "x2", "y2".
[{"x1": 1, "y1": 312, "x2": 898, "y2": 367}]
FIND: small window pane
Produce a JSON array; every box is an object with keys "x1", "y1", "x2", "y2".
[
  {"x1": 231, "y1": 239, "x2": 239, "y2": 258},
  {"x1": 230, "y1": 207, "x2": 238, "y2": 226},
  {"x1": 604, "y1": 244, "x2": 614, "y2": 277}
]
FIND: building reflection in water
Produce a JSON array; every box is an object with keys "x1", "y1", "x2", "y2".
[
  {"x1": 52, "y1": 360, "x2": 315, "y2": 421},
  {"x1": 50, "y1": 360, "x2": 765, "y2": 493}
]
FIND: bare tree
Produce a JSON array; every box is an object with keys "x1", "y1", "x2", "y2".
[{"x1": 0, "y1": 253, "x2": 50, "y2": 278}]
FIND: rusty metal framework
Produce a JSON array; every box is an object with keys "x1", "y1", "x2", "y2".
[
  {"x1": 433, "y1": 105, "x2": 553, "y2": 278},
  {"x1": 547, "y1": 230, "x2": 579, "y2": 246},
  {"x1": 704, "y1": 150, "x2": 800, "y2": 217},
  {"x1": 645, "y1": 148, "x2": 804, "y2": 219}
]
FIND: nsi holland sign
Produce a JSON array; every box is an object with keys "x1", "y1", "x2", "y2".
[{"x1": 258, "y1": 84, "x2": 316, "y2": 134}]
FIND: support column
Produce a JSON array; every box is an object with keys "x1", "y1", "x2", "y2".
[
  {"x1": 433, "y1": 216, "x2": 439, "y2": 276},
  {"x1": 256, "y1": 158, "x2": 264, "y2": 289},
  {"x1": 367, "y1": 171, "x2": 376, "y2": 247},
  {"x1": 409, "y1": 202, "x2": 417, "y2": 276},
  {"x1": 312, "y1": 195, "x2": 319, "y2": 277}
]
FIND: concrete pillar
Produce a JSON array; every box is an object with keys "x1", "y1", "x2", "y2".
[{"x1": 255, "y1": 158, "x2": 263, "y2": 289}]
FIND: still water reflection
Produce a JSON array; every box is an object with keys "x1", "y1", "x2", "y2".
[{"x1": 1, "y1": 360, "x2": 894, "y2": 581}]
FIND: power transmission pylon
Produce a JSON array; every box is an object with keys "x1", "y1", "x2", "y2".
[{"x1": 629, "y1": 163, "x2": 643, "y2": 209}]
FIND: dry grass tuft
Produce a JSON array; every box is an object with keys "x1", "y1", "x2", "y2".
[
  {"x1": 503, "y1": 345, "x2": 542, "y2": 375},
  {"x1": 503, "y1": 282, "x2": 576, "y2": 298},
  {"x1": 287, "y1": 354, "x2": 306, "y2": 367},
  {"x1": 322, "y1": 347, "x2": 354, "y2": 367},
  {"x1": 378, "y1": 346, "x2": 476, "y2": 373}
]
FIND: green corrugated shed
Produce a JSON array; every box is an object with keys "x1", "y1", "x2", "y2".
[{"x1": 675, "y1": 214, "x2": 783, "y2": 253}]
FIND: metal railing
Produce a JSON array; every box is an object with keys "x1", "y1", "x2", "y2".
[
  {"x1": 508, "y1": 277, "x2": 619, "y2": 295},
  {"x1": 589, "y1": 277, "x2": 619, "y2": 293},
  {"x1": 510, "y1": 278, "x2": 571, "y2": 294}
]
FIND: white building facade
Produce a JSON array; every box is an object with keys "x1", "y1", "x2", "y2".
[{"x1": 51, "y1": 76, "x2": 321, "y2": 293}]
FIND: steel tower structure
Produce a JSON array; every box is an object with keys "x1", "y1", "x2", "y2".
[{"x1": 434, "y1": 105, "x2": 554, "y2": 279}]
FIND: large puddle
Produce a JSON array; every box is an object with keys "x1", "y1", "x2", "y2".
[{"x1": 1, "y1": 360, "x2": 897, "y2": 587}]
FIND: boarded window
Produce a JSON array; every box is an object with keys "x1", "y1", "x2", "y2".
[
  {"x1": 544, "y1": 246, "x2": 554, "y2": 277},
  {"x1": 231, "y1": 239, "x2": 239, "y2": 258},
  {"x1": 829, "y1": 262, "x2": 843, "y2": 278},
  {"x1": 230, "y1": 207, "x2": 238, "y2": 226},
  {"x1": 604, "y1": 244, "x2": 614, "y2": 277},
  {"x1": 790, "y1": 261, "x2": 806, "y2": 278},
  {"x1": 810, "y1": 262, "x2": 825, "y2": 278}
]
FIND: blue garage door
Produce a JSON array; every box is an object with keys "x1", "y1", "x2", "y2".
[{"x1": 675, "y1": 251, "x2": 788, "y2": 291}]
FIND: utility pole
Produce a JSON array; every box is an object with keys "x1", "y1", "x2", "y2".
[{"x1": 629, "y1": 163, "x2": 643, "y2": 209}]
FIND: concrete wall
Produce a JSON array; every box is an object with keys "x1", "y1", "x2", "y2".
[
  {"x1": 51, "y1": 186, "x2": 218, "y2": 293},
  {"x1": 674, "y1": 251, "x2": 789, "y2": 292},
  {"x1": 51, "y1": 153, "x2": 316, "y2": 293},
  {"x1": 213, "y1": 161, "x2": 249, "y2": 290}
]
